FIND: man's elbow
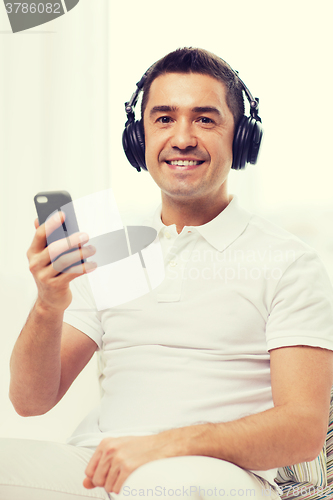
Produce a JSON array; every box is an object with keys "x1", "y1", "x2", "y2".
[
  {"x1": 305, "y1": 430, "x2": 327, "y2": 462},
  {"x1": 9, "y1": 388, "x2": 53, "y2": 417},
  {"x1": 294, "y1": 411, "x2": 328, "y2": 463},
  {"x1": 10, "y1": 401, "x2": 51, "y2": 417}
]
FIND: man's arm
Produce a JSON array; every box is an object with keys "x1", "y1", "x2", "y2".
[
  {"x1": 182, "y1": 345, "x2": 332, "y2": 468},
  {"x1": 9, "y1": 213, "x2": 97, "y2": 416},
  {"x1": 84, "y1": 345, "x2": 333, "y2": 494},
  {"x1": 10, "y1": 315, "x2": 97, "y2": 416}
]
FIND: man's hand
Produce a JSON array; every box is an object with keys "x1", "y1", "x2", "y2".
[
  {"x1": 9, "y1": 213, "x2": 98, "y2": 417},
  {"x1": 83, "y1": 433, "x2": 185, "y2": 494}
]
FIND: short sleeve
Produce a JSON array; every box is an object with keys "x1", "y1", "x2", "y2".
[
  {"x1": 266, "y1": 251, "x2": 333, "y2": 351},
  {"x1": 63, "y1": 274, "x2": 104, "y2": 350}
]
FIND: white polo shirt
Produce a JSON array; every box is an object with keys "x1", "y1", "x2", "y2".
[{"x1": 63, "y1": 196, "x2": 333, "y2": 486}]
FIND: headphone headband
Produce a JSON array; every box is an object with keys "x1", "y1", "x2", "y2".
[
  {"x1": 234, "y1": 72, "x2": 261, "y2": 122},
  {"x1": 124, "y1": 70, "x2": 149, "y2": 125}
]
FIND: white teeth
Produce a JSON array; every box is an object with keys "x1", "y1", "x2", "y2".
[{"x1": 169, "y1": 160, "x2": 202, "y2": 166}]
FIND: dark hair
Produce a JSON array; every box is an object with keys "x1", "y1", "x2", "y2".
[{"x1": 141, "y1": 47, "x2": 245, "y2": 127}]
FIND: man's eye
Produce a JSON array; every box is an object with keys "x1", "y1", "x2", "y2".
[
  {"x1": 157, "y1": 116, "x2": 172, "y2": 124},
  {"x1": 199, "y1": 117, "x2": 214, "y2": 124}
]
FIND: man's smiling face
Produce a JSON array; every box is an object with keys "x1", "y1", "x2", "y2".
[{"x1": 143, "y1": 72, "x2": 235, "y2": 206}]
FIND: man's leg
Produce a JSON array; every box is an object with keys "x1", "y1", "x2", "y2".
[
  {"x1": 117, "y1": 456, "x2": 281, "y2": 500},
  {"x1": 0, "y1": 438, "x2": 110, "y2": 500}
]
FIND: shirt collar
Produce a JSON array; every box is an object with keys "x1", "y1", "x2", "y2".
[{"x1": 148, "y1": 195, "x2": 253, "y2": 252}]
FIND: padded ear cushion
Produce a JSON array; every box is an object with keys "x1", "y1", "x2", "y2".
[
  {"x1": 134, "y1": 120, "x2": 147, "y2": 171},
  {"x1": 123, "y1": 123, "x2": 139, "y2": 171},
  {"x1": 232, "y1": 116, "x2": 247, "y2": 170},
  {"x1": 248, "y1": 120, "x2": 263, "y2": 165},
  {"x1": 239, "y1": 117, "x2": 256, "y2": 170},
  {"x1": 122, "y1": 120, "x2": 147, "y2": 172}
]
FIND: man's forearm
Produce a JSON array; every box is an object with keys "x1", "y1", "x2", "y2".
[
  {"x1": 159, "y1": 405, "x2": 327, "y2": 471},
  {"x1": 9, "y1": 299, "x2": 64, "y2": 416},
  {"x1": 83, "y1": 404, "x2": 327, "y2": 494}
]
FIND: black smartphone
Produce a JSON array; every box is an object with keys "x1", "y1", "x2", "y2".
[
  {"x1": 34, "y1": 191, "x2": 84, "y2": 269},
  {"x1": 34, "y1": 191, "x2": 80, "y2": 245}
]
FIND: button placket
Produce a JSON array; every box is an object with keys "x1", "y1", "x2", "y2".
[{"x1": 157, "y1": 230, "x2": 195, "y2": 301}]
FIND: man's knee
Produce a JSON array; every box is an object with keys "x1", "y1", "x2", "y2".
[
  {"x1": 119, "y1": 456, "x2": 275, "y2": 500},
  {"x1": 0, "y1": 438, "x2": 106, "y2": 499}
]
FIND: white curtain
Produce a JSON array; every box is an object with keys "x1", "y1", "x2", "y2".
[
  {"x1": 0, "y1": 0, "x2": 112, "y2": 441},
  {"x1": 0, "y1": 0, "x2": 111, "y2": 277}
]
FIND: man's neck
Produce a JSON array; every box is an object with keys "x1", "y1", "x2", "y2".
[{"x1": 160, "y1": 194, "x2": 232, "y2": 234}]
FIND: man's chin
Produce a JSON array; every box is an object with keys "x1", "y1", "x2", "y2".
[{"x1": 161, "y1": 185, "x2": 206, "y2": 202}]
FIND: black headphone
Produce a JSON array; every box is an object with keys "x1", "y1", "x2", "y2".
[{"x1": 122, "y1": 64, "x2": 263, "y2": 172}]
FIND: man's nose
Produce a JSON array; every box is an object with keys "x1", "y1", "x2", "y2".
[{"x1": 169, "y1": 120, "x2": 198, "y2": 150}]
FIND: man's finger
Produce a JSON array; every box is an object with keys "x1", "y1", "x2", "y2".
[
  {"x1": 52, "y1": 254, "x2": 97, "y2": 276},
  {"x1": 85, "y1": 449, "x2": 102, "y2": 481},
  {"x1": 29, "y1": 211, "x2": 66, "y2": 254},
  {"x1": 47, "y1": 232, "x2": 90, "y2": 267},
  {"x1": 83, "y1": 477, "x2": 95, "y2": 489},
  {"x1": 44, "y1": 210, "x2": 66, "y2": 239},
  {"x1": 105, "y1": 467, "x2": 122, "y2": 494}
]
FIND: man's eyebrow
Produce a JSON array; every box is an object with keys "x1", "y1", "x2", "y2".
[
  {"x1": 149, "y1": 105, "x2": 178, "y2": 117},
  {"x1": 149, "y1": 105, "x2": 222, "y2": 117},
  {"x1": 192, "y1": 106, "x2": 221, "y2": 116}
]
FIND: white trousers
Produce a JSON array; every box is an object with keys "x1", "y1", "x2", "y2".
[{"x1": 0, "y1": 438, "x2": 280, "y2": 500}]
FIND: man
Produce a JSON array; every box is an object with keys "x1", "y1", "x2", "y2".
[{"x1": 1, "y1": 47, "x2": 333, "y2": 500}]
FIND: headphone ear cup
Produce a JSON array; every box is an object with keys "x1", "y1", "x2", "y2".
[
  {"x1": 232, "y1": 116, "x2": 263, "y2": 170},
  {"x1": 134, "y1": 120, "x2": 147, "y2": 171},
  {"x1": 122, "y1": 120, "x2": 147, "y2": 172}
]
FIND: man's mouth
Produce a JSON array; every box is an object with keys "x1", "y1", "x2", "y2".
[{"x1": 166, "y1": 160, "x2": 204, "y2": 166}]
